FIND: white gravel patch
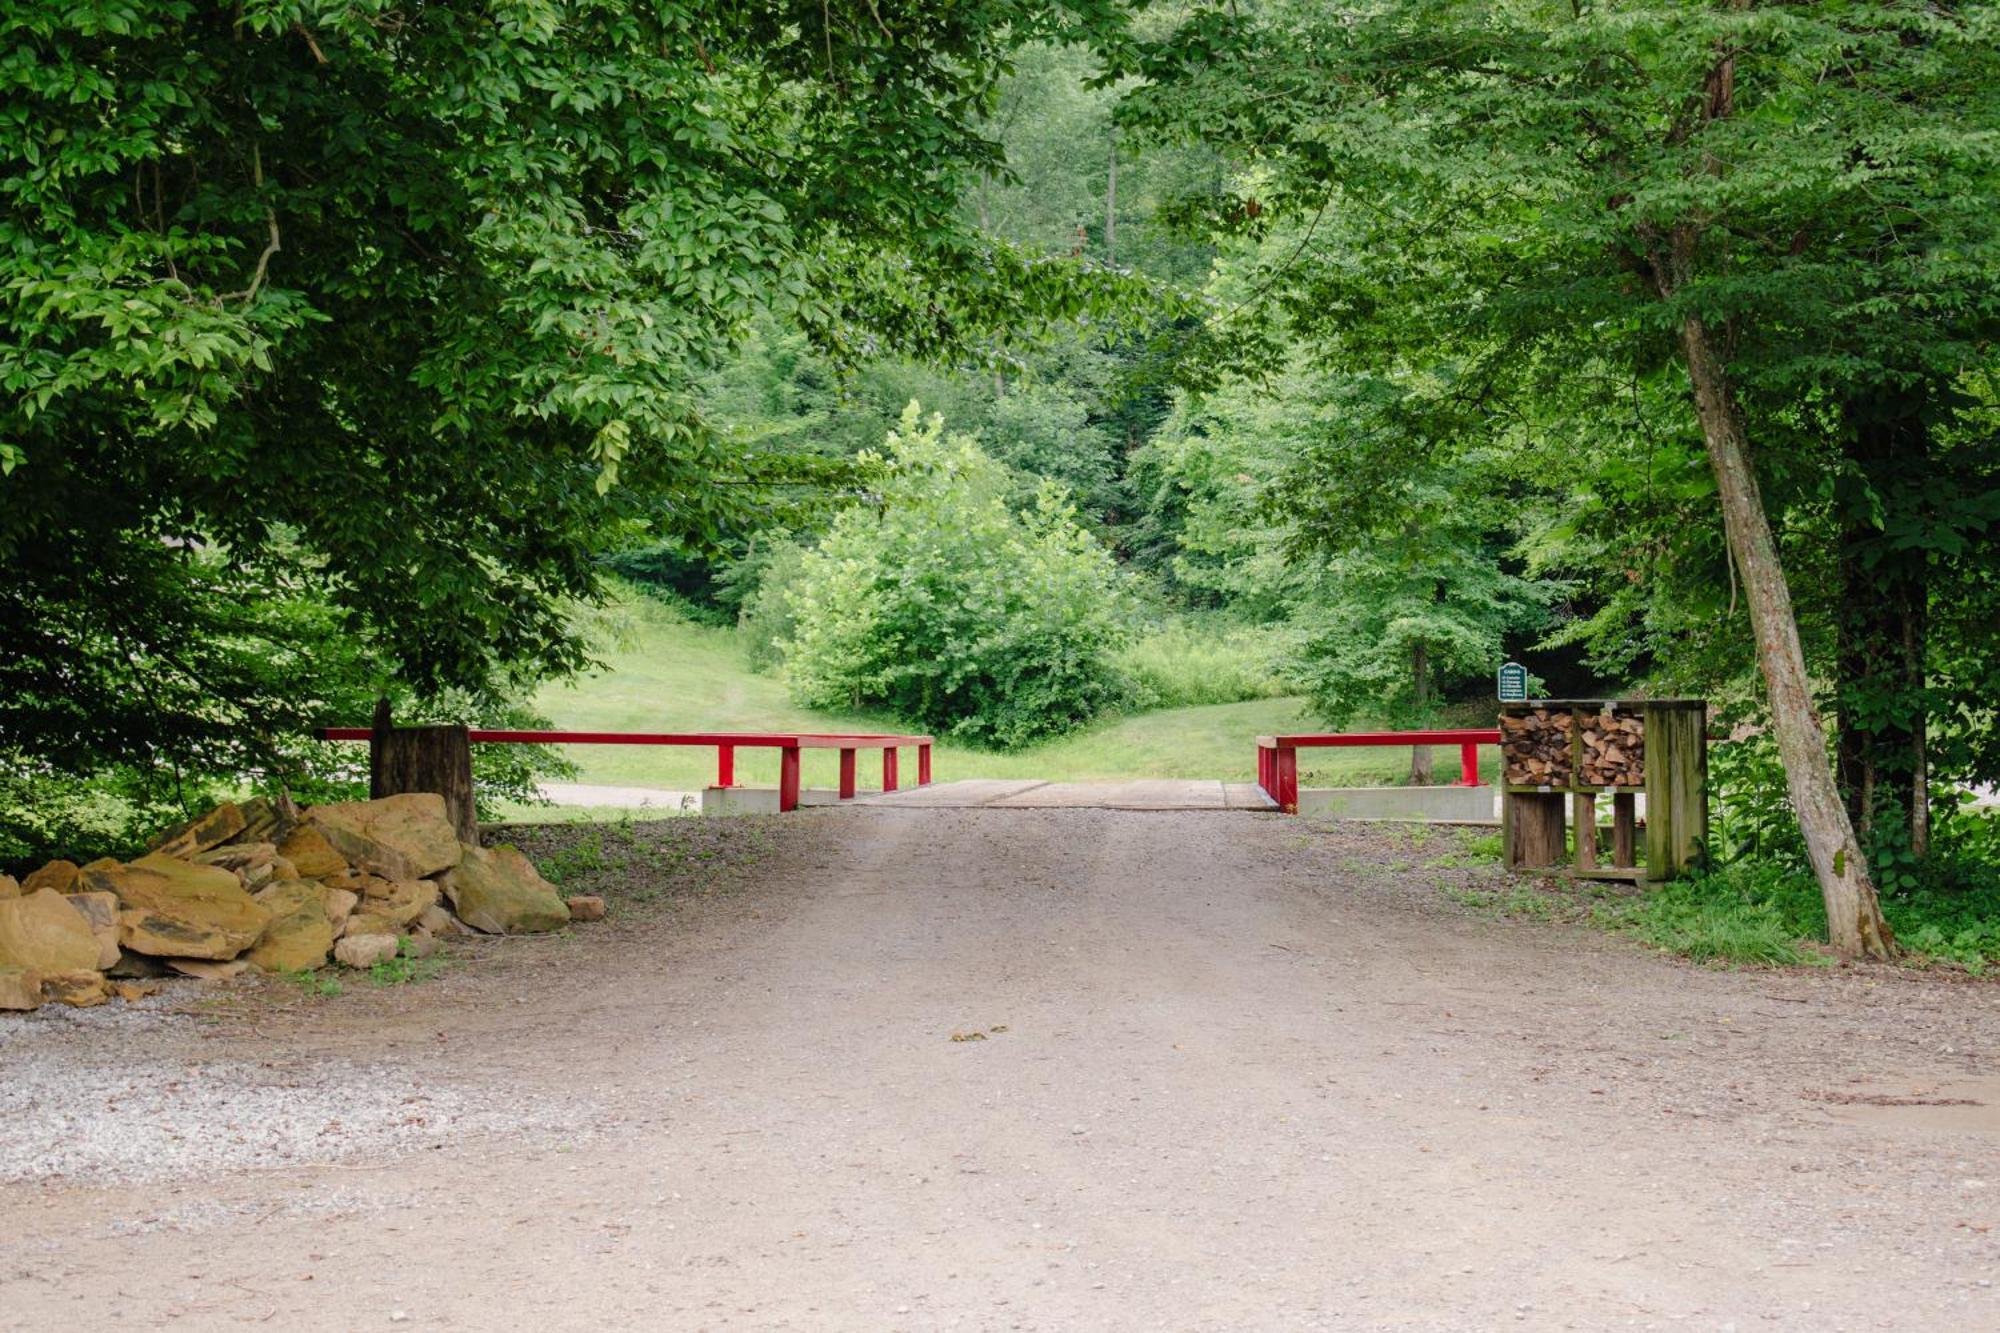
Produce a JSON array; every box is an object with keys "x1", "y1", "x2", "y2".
[{"x1": 0, "y1": 1017, "x2": 595, "y2": 1186}]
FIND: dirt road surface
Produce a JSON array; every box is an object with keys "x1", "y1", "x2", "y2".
[{"x1": 4, "y1": 810, "x2": 1997, "y2": 1331}]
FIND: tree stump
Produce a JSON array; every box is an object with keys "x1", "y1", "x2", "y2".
[{"x1": 370, "y1": 706, "x2": 478, "y2": 846}]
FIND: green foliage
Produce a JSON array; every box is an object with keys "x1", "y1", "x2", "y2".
[
  {"x1": 0, "y1": 550, "x2": 570, "y2": 867},
  {"x1": 1622, "y1": 866, "x2": 1822, "y2": 968},
  {"x1": 1, "y1": 0, "x2": 1138, "y2": 809},
  {"x1": 1294, "y1": 544, "x2": 1549, "y2": 730},
  {"x1": 0, "y1": 767, "x2": 162, "y2": 870},
  {"x1": 780, "y1": 405, "x2": 1133, "y2": 747},
  {"x1": 285, "y1": 970, "x2": 344, "y2": 999},
  {"x1": 1120, "y1": 0, "x2": 2000, "y2": 922},
  {"x1": 1707, "y1": 734, "x2": 1809, "y2": 871},
  {"x1": 734, "y1": 539, "x2": 813, "y2": 672},
  {"x1": 366, "y1": 937, "x2": 446, "y2": 988},
  {"x1": 1137, "y1": 358, "x2": 1555, "y2": 724},
  {"x1": 1113, "y1": 617, "x2": 1292, "y2": 710},
  {"x1": 535, "y1": 829, "x2": 613, "y2": 888}
]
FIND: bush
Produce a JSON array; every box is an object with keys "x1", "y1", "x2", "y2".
[
  {"x1": 1114, "y1": 618, "x2": 1295, "y2": 709},
  {"x1": 1621, "y1": 852, "x2": 2000, "y2": 974},
  {"x1": 1622, "y1": 863, "x2": 1823, "y2": 966},
  {"x1": 780, "y1": 405, "x2": 1132, "y2": 748}
]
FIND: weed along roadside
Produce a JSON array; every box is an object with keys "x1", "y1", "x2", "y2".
[
  {"x1": 1412, "y1": 826, "x2": 2000, "y2": 975},
  {"x1": 0, "y1": 793, "x2": 599, "y2": 1015}
]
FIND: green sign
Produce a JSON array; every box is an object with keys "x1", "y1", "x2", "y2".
[{"x1": 1497, "y1": 661, "x2": 1528, "y2": 702}]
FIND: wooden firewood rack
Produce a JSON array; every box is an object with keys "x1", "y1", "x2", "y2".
[{"x1": 1500, "y1": 698, "x2": 1707, "y2": 884}]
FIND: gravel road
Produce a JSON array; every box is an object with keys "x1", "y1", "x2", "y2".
[{"x1": 2, "y1": 809, "x2": 1996, "y2": 1331}]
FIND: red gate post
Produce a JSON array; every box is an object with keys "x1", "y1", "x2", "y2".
[
  {"x1": 717, "y1": 744, "x2": 735, "y2": 789},
  {"x1": 1459, "y1": 741, "x2": 1480, "y2": 787},
  {"x1": 882, "y1": 746, "x2": 899, "y2": 793},
  {"x1": 1276, "y1": 745, "x2": 1299, "y2": 813},
  {"x1": 1258, "y1": 744, "x2": 1272, "y2": 800},
  {"x1": 778, "y1": 746, "x2": 801, "y2": 813},
  {"x1": 918, "y1": 743, "x2": 931, "y2": 786},
  {"x1": 838, "y1": 748, "x2": 857, "y2": 800}
]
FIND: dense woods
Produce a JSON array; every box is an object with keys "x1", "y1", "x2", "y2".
[{"x1": 3, "y1": 0, "x2": 1997, "y2": 962}]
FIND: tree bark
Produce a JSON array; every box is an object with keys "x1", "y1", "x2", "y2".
[
  {"x1": 1676, "y1": 316, "x2": 1896, "y2": 959},
  {"x1": 372, "y1": 725, "x2": 479, "y2": 845},
  {"x1": 369, "y1": 698, "x2": 479, "y2": 845}
]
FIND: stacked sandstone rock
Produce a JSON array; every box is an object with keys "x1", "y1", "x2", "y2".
[{"x1": 0, "y1": 792, "x2": 599, "y2": 1013}]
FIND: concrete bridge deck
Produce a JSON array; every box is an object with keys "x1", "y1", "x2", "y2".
[{"x1": 854, "y1": 778, "x2": 1277, "y2": 810}]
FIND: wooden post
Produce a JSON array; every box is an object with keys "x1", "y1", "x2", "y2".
[
  {"x1": 1644, "y1": 702, "x2": 1709, "y2": 879},
  {"x1": 1572, "y1": 791, "x2": 1598, "y2": 870},
  {"x1": 918, "y1": 743, "x2": 932, "y2": 786},
  {"x1": 716, "y1": 744, "x2": 735, "y2": 789},
  {"x1": 1612, "y1": 792, "x2": 1637, "y2": 868},
  {"x1": 779, "y1": 746, "x2": 801, "y2": 813},
  {"x1": 838, "y1": 748, "x2": 857, "y2": 800},
  {"x1": 1509, "y1": 792, "x2": 1566, "y2": 867},
  {"x1": 1276, "y1": 745, "x2": 1299, "y2": 813},
  {"x1": 370, "y1": 712, "x2": 478, "y2": 845},
  {"x1": 882, "y1": 746, "x2": 899, "y2": 793},
  {"x1": 368, "y1": 696, "x2": 394, "y2": 796}
]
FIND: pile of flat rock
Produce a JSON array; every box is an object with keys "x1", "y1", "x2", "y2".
[{"x1": 0, "y1": 792, "x2": 603, "y2": 1013}]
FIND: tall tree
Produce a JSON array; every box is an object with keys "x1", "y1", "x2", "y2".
[
  {"x1": 1122, "y1": 0, "x2": 2000, "y2": 957},
  {"x1": 0, "y1": 0, "x2": 1129, "y2": 789}
]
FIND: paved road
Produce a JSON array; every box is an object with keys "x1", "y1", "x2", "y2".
[{"x1": 3, "y1": 810, "x2": 1996, "y2": 1331}]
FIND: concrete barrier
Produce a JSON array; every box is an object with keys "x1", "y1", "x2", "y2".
[
  {"x1": 1296, "y1": 785, "x2": 1500, "y2": 824},
  {"x1": 701, "y1": 786, "x2": 849, "y2": 815}
]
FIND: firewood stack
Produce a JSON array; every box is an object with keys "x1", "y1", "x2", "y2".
[
  {"x1": 1501, "y1": 708, "x2": 1573, "y2": 786},
  {"x1": 1578, "y1": 710, "x2": 1645, "y2": 787}
]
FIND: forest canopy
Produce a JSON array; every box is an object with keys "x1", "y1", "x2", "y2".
[{"x1": 4, "y1": 0, "x2": 1998, "y2": 963}]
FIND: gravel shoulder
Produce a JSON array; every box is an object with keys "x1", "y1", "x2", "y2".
[{"x1": 3, "y1": 810, "x2": 1996, "y2": 1331}]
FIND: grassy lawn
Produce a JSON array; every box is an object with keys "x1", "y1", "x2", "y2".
[{"x1": 523, "y1": 597, "x2": 1500, "y2": 794}]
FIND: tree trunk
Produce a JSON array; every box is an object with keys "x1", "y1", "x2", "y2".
[
  {"x1": 1104, "y1": 130, "x2": 1117, "y2": 266},
  {"x1": 1677, "y1": 316, "x2": 1896, "y2": 959},
  {"x1": 1409, "y1": 641, "x2": 1433, "y2": 785}
]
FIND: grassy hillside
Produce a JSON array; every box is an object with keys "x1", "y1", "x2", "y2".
[{"x1": 528, "y1": 596, "x2": 1497, "y2": 795}]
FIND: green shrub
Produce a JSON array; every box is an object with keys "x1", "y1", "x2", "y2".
[
  {"x1": 1622, "y1": 855, "x2": 2000, "y2": 973},
  {"x1": 1114, "y1": 618, "x2": 1295, "y2": 709},
  {"x1": 780, "y1": 405, "x2": 1132, "y2": 748},
  {"x1": 1625, "y1": 865, "x2": 1820, "y2": 966}
]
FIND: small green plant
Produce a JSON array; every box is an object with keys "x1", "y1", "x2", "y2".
[
  {"x1": 1427, "y1": 831, "x2": 1505, "y2": 868},
  {"x1": 366, "y1": 937, "x2": 446, "y2": 987},
  {"x1": 1625, "y1": 892, "x2": 1813, "y2": 966},
  {"x1": 285, "y1": 969, "x2": 343, "y2": 999},
  {"x1": 538, "y1": 830, "x2": 617, "y2": 886},
  {"x1": 1443, "y1": 880, "x2": 1561, "y2": 921}
]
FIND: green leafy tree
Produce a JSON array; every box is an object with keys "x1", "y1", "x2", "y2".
[
  {"x1": 1, "y1": 0, "x2": 1131, "y2": 801},
  {"x1": 781, "y1": 405, "x2": 1131, "y2": 747},
  {"x1": 1123, "y1": 0, "x2": 2000, "y2": 957},
  {"x1": 1144, "y1": 357, "x2": 1551, "y2": 778}
]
